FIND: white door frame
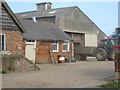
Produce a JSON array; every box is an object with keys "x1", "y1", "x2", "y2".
[{"x1": 25, "y1": 40, "x2": 36, "y2": 63}]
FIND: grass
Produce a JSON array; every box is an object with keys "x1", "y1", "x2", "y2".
[{"x1": 100, "y1": 82, "x2": 120, "y2": 88}]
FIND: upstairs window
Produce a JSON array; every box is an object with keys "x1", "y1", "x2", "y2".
[{"x1": 0, "y1": 34, "x2": 6, "y2": 51}]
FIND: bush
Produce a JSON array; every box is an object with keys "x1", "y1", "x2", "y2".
[{"x1": 100, "y1": 82, "x2": 120, "y2": 88}]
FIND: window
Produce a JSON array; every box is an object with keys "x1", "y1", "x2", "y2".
[
  {"x1": 0, "y1": 34, "x2": 6, "y2": 51},
  {"x1": 26, "y1": 40, "x2": 35, "y2": 42},
  {"x1": 63, "y1": 40, "x2": 69, "y2": 52},
  {"x1": 52, "y1": 42, "x2": 59, "y2": 52},
  {"x1": 104, "y1": 40, "x2": 111, "y2": 45}
]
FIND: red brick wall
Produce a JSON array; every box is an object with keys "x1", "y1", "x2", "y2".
[
  {"x1": 52, "y1": 42, "x2": 72, "y2": 59},
  {"x1": 35, "y1": 41, "x2": 72, "y2": 63},
  {"x1": 3, "y1": 30, "x2": 24, "y2": 55}
]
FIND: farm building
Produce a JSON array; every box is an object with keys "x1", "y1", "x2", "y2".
[
  {"x1": 0, "y1": 1, "x2": 25, "y2": 55},
  {"x1": 0, "y1": 1, "x2": 72, "y2": 63},
  {"x1": 18, "y1": 19, "x2": 72, "y2": 63},
  {"x1": 16, "y1": 2, "x2": 108, "y2": 60}
]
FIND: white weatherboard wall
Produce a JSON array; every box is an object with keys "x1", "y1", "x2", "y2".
[{"x1": 85, "y1": 34, "x2": 97, "y2": 47}]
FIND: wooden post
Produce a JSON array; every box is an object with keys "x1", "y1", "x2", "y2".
[{"x1": 114, "y1": 53, "x2": 120, "y2": 82}]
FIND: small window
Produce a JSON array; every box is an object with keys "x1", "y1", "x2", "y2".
[
  {"x1": 26, "y1": 40, "x2": 35, "y2": 42},
  {"x1": 63, "y1": 40, "x2": 69, "y2": 52},
  {"x1": 52, "y1": 42, "x2": 59, "y2": 52},
  {"x1": 0, "y1": 34, "x2": 6, "y2": 51}
]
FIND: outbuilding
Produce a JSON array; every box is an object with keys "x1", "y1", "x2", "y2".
[
  {"x1": 17, "y1": 19, "x2": 72, "y2": 63},
  {"x1": 1, "y1": 1, "x2": 72, "y2": 64},
  {"x1": 0, "y1": 1, "x2": 25, "y2": 55},
  {"x1": 16, "y1": 2, "x2": 108, "y2": 60}
]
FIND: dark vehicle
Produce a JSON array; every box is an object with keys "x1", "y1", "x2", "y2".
[{"x1": 95, "y1": 27, "x2": 120, "y2": 61}]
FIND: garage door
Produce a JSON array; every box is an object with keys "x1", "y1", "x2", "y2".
[{"x1": 85, "y1": 34, "x2": 97, "y2": 47}]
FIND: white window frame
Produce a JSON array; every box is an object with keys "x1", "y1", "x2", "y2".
[
  {"x1": 63, "y1": 40, "x2": 69, "y2": 52},
  {"x1": 52, "y1": 42, "x2": 59, "y2": 52},
  {"x1": 0, "y1": 34, "x2": 6, "y2": 51}
]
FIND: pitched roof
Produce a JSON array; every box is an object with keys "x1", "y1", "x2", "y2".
[
  {"x1": 16, "y1": 5, "x2": 107, "y2": 37},
  {"x1": 18, "y1": 19, "x2": 72, "y2": 41},
  {"x1": 16, "y1": 6, "x2": 76, "y2": 19},
  {"x1": 1, "y1": 1, "x2": 26, "y2": 33}
]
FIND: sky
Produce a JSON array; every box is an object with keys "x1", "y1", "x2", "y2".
[
  {"x1": 118, "y1": 1, "x2": 120, "y2": 27},
  {"x1": 5, "y1": 0, "x2": 119, "y2": 36}
]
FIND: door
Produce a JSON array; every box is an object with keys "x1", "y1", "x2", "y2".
[
  {"x1": 85, "y1": 34, "x2": 97, "y2": 47},
  {"x1": 38, "y1": 43, "x2": 50, "y2": 63},
  {"x1": 25, "y1": 40, "x2": 36, "y2": 63}
]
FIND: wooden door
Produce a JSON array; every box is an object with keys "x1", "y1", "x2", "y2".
[{"x1": 38, "y1": 43, "x2": 50, "y2": 63}]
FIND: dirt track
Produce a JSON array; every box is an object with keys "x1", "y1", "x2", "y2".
[{"x1": 2, "y1": 58, "x2": 115, "y2": 88}]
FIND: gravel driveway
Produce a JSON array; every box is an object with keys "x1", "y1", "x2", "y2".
[{"x1": 2, "y1": 58, "x2": 115, "y2": 88}]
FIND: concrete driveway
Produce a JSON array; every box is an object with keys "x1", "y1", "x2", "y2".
[{"x1": 2, "y1": 58, "x2": 115, "y2": 88}]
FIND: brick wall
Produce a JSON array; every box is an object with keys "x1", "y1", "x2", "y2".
[
  {"x1": 53, "y1": 42, "x2": 72, "y2": 61},
  {"x1": 35, "y1": 41, "x2": 72, "y2": 63},
  {"x1": 3, "y1": 30, "x2": 24, "y2": 55}
]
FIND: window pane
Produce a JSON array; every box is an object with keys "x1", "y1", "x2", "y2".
[
  {"x1": 52, "y1": 45, "x2": 54, "y2": 50},
  {"x1": 32, "y1": 40, "x2": 35, "y2": 42},
  {"x1": 63, "y1": 41, "x2": 69, "y2": 52},
  {"x1": 52, "y1": 44, "x2": 57, "y2": 50},
  {"x1": 0, "y1": 34, "x2": 5, "y2": 51},
  {"x1": 52, "y1": 42, "x2": 58, "y2": 52},
  {"x1": 2, "y1": 35, "x2": 4, "y2": 51},
  {"x1": 63, "y1": 45, "x2": 67, "y2": 51}
]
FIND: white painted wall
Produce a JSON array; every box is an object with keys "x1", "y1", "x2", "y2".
[{"x1": 85, "y1": 34, "x2": 97, "y2": 47}]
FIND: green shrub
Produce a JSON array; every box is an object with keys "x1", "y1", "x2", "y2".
[{"x1": 100, "y1": 82, "x2": 120, "y2": 88}]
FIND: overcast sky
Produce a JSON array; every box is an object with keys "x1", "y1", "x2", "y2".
[{"x1": 6, "y1": 0, "x2": 119, "y2": 36}]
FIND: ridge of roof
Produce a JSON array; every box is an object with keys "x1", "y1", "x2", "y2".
[
  {"x1": 15, "y1": 3, "x2": 107, "y2": 37},
  {"x1": 15, "y1": 6, "x2": 77, "y2": 14}
]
